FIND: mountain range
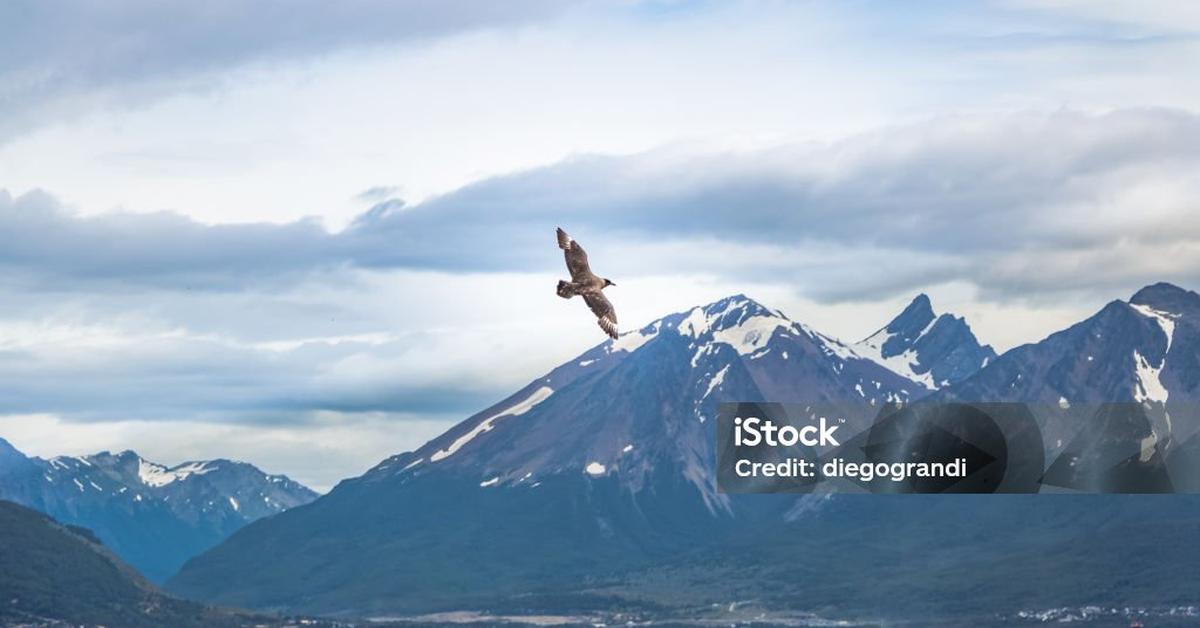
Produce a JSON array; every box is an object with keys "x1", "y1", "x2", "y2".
[
  {"x1": 941, "y1": 283, "x2": 1196, "y2": 406},
  {"x1": 0, "y1": 441, "x2": 318, "y2": 582},
  {"x1": 9, "y1": 283, "x2": 1199, "y2": 624},
  {"x1": 937, "y1": 282, "x2": 1200, "y2": 493},
  {"x1": 166, "y1": 291, "x2": 1018, "y2": 616}
]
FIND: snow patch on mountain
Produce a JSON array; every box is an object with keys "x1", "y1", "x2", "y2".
[
  {"x1": 1126, "y1": 301, "x2": 1179, "y2": 406},
  {"x1": 1133, "y1": 350, "x2": 1169, "y2": 405},
  {"x1": 704, "y1": 365, "x2": 730, "y2": 399},
  {"x1": 711, "y1": 315, "x2": 789, "y2": 355},
  {"x1": 812, "y1": 330, "x2": 860, "y2": 363},
  {"x1": 691, "y1": 344, "x2": 713, "y2": 367},
  {"x1": 678, "y1": 306, "x2": 711, "y2": 337},
  {"x1": 608, "y1": 321, "x2": 661, "y2": 354},
  {"x1": 853, "y1": 341, "x2": 938, "y2": 389},
  {"x1": 430, "y1": 386, "x2": 554, "y2": 462},
  {"x1": 1130, "y1": 303, "x2": 1178, "y2": 353},
  {"x1": 48, "y1": 456, "x2": 86, "y2": 471},
  {"x1": 138, "y1": 459, "x2": 217, "y2": 487}
]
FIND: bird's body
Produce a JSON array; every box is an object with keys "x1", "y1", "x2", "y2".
[{"x1": 555, "y1": 227, "x2": 619, "y2": 339}]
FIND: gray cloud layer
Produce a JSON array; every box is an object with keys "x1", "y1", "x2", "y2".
[
  {"x1": 0, "y1": 189, "x2": 335, "y2": 290},
  {"x1": 0, "y1": 336, "x2": 496, "y2": 421},
  {"x1": 4, "y1": 109, "x2": 1199, "y2": 302},
  {"x1": 0, "y1": 0, "x2": 571, "y2": 142},
  {"x1": 373, "y1": 108, "x2": 1200, "y2": 294}
]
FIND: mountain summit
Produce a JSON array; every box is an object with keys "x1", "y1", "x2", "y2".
[
  {"x1": 943, "y1": 282, "x2": 1199, "y2": 408},
  {"x1": 854, "y1": 294, "x2": 996, "y2": 389},
  {"x1": 1130, "y1": 281, "x2": 1200, "y2": 316}
]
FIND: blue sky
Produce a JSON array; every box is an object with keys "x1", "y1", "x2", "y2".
[{"x1": 1, "y1": 0, "x2": 1198, "y2": 490}]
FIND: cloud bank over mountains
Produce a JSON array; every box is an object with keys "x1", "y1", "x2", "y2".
[{"x1": 5, "y1": 109, "x2": 1199, "y2": 300}]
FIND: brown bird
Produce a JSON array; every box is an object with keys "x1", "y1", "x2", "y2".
[{"x1": 555, "y1": 227, "x2": 618, "y2": 339}]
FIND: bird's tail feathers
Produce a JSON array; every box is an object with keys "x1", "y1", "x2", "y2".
[{"x1": 556, "y1": 280, "x2": 577, "y2": 299}]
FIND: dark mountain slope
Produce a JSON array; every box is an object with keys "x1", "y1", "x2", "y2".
[{"x1": 0, "y1": 500, "x2": 257, "y2": 627}]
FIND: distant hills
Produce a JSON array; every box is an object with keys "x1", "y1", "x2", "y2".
[{"x1": 0, "y1": 442, "x2": 317, "y2": 582}]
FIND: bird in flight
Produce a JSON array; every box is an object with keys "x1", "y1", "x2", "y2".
[{"x1": 556, "y1": 227, "x2": 618, "y2": 339}]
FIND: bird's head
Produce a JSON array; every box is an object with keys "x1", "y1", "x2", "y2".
[{"x1": 604, "y1": 278, "x2": 616, "y2": 288}]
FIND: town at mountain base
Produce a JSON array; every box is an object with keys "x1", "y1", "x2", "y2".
[{"x1": 167, "y1": 283, "x2": 1200, "y2": 620}]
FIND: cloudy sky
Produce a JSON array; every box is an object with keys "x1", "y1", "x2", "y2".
[{"x1": 1, "y1": 0, "x2": 1198, "y2": 490}]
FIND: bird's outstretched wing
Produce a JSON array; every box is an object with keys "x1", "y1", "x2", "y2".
[
  {"x1": 557, "y1": 227, "x2": 592, "y2": 282},
  {"x1": 583, "y1": 292, "x2": 618, "y2": 339}
]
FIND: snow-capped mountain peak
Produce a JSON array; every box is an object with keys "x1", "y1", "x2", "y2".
[
  {"x1": 675, "y1": 294, "x2": 781, "y2": 335},
  {"x1": 1130, "y1": 282, "x2": 1200, "y2": 316},
  {"x1": 603, "y1": 294, "x2": 786, "y2": 356},
  {"x1": 370, "y1": 292, "x2": 929, "y2": 504},
  {"x1": 1123, "y1": 284, "x2": 1199, "y2": 407},
  {"x1": 854, "y1": 294, "x2": 996, "y2": 389},
  {"x1": 673, "y1": 295, "x2": 794, "y2": 357}
]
